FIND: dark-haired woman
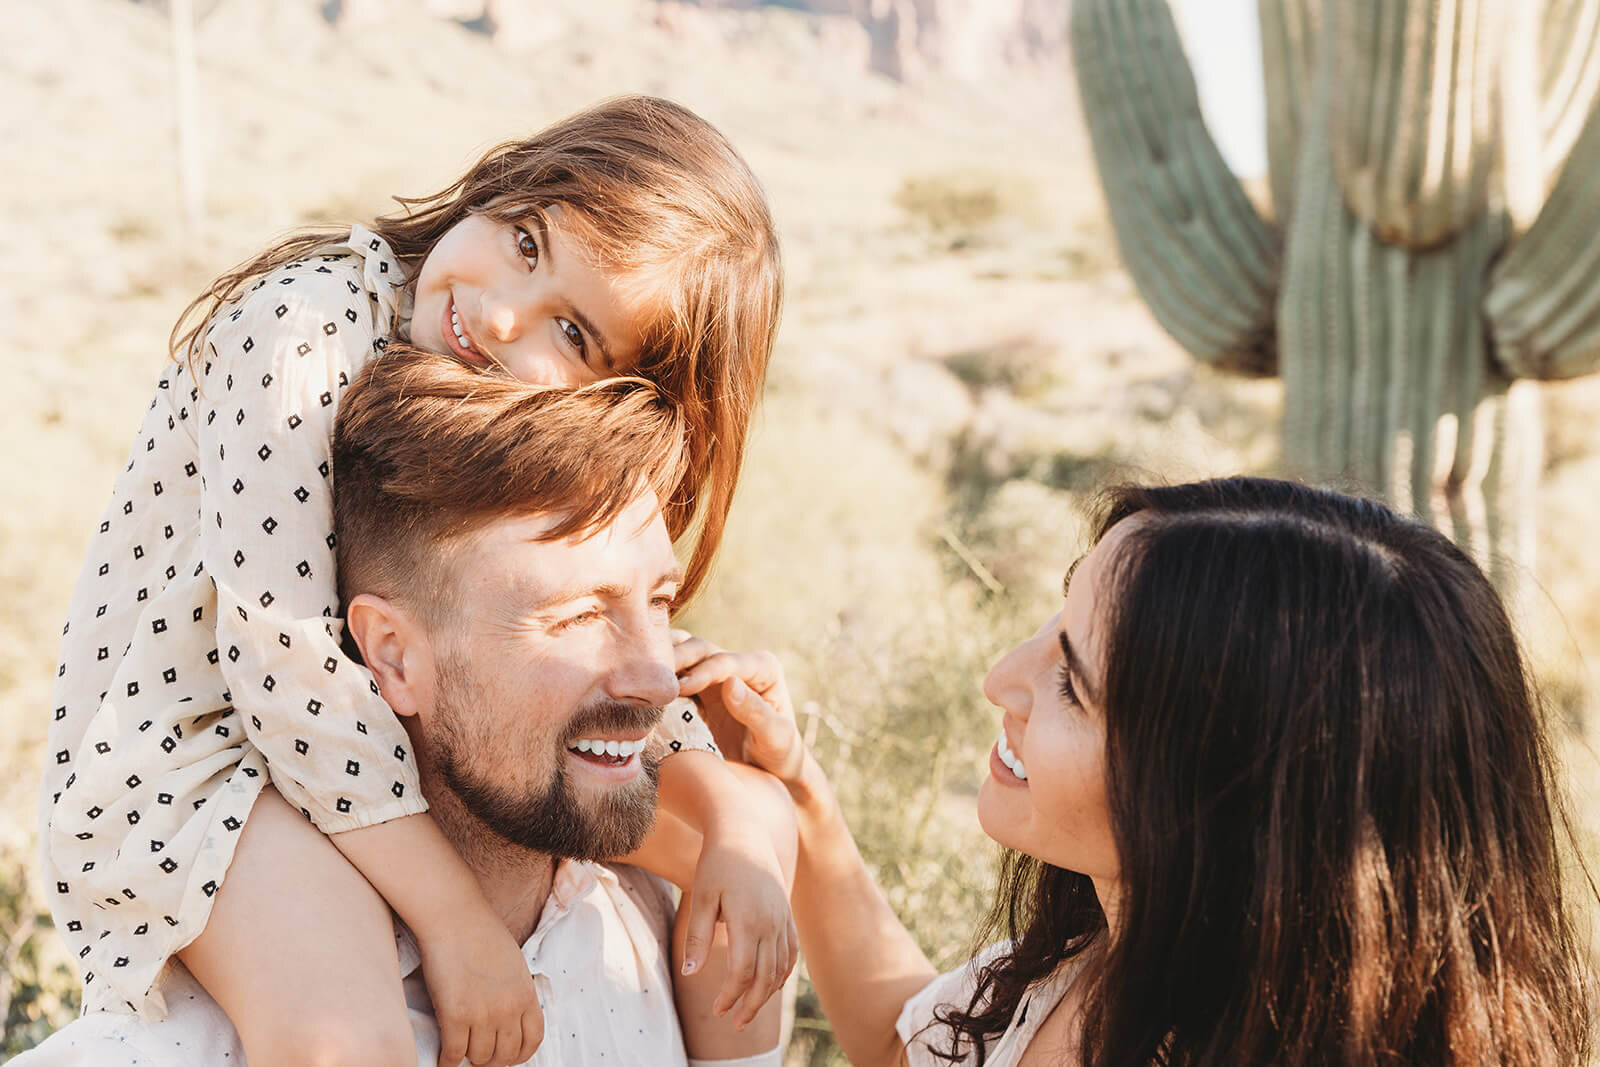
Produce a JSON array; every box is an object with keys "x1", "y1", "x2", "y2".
[{"x1": 675, "y1": 477, "x2": 1594, "y2": 1066}]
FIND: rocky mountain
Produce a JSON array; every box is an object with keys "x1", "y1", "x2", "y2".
[{"x1": 334, "y1": 0, "x2": 1071, "y2": 82}]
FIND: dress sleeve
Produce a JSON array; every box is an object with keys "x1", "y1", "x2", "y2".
[
  {"x1": 196, "y1": 260, "x2": 426, "y2": 833},
  {"x1": 659, "y1": 696, "x2": 718, "y2": 756},
  {"x1": 894, "y1": 944, "x2": 1012, "y2": 1067}
]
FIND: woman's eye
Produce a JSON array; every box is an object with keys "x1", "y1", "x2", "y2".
[
  {"x1": 650, "y1": 595, "x2": 676, "y2": 614},
  {"x1": 1057, "y1": 662, "x2": 1080, "y2": 706},
  {"x1": 515, "y1": 227, "x2": 540, "y2": 268}
]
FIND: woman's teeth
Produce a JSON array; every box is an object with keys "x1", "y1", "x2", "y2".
[
  {"x1": 450, "y1": 306, "x2": 470, "y2": 351},
  {"x1": 568, "y1": 737, "x2": 648, "y2": 759},
  {"x1": 997, "y1": 731, "x2": 1027, "y2": 780}
]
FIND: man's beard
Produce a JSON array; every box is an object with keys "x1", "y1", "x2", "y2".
[{"x1": 430, "y1": 659, "x2": 663, "y2": 861}]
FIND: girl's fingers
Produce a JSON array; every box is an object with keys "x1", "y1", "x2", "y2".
[
  {"x1": 493, "y1": 1019, "x2": 523, "y2": 1067},
  {"x1": 715, "y1": 922, "x2": 759, "y2": 1018},
  {"x1": 680, "y1": 890, "x2": 718, "y2": 979},
  {"x1": 520, "y1": 1005, "x2": 546, "y2": 1061},
  {"x1": 438, "y1": 1023, "x2": 469, "y2": 1067},
  {"x1": 735, "y1": 938, "x2": 777, "y2": 1030},
  {"x1": 465, "y1": 1021, "x2": 495, "y2": 1066}
]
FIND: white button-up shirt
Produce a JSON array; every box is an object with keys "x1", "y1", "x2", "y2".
[{"x1": 13, "y1": 861, "x2": 688, "y2": 1066}]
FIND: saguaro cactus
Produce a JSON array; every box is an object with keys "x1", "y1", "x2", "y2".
[{"x1": 1069, "y1": 0, "x2": 1600, "y2": 588}]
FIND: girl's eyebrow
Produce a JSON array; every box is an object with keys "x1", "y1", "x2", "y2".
[
  {"x1": 530, "y1": 215, "x2": 618, "y2": 370},
  {"x1": 567, "y1": 305, "x2": 616, "y2": 370}
]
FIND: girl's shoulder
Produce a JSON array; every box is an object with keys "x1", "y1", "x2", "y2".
[{"x1": 215, "y1": 225, "x2": 410, "y2": 346}]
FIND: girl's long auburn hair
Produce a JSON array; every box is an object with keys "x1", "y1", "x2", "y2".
[
  {"x1": 170, "y1": 94, "x2": 782, "y2": 606},
  {"x1": 936, "y1": 477, "x2": 1594, "y2": 1066}
]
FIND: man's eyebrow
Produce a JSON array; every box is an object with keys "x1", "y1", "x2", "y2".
[
  {"x1": 533, "y1": 215, "x2": 618, "y2": 371},
  {"x1": 514, "y1": 563, "x2": 684, "y2": 612}
]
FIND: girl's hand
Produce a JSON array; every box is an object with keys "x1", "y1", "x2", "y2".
[
  {"x1": 681, "y1": 820, "x2": 799, "y2": 1029},
  {"x1": 672, "y1": 632, "x2": 805, "y2": 785},
  {"x1": 417, "y1": 914, "x2": 543, "y2": 1067}
]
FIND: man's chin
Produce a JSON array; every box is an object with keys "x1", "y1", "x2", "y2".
[{"x1": 443, "y1": 750, "x2": 661, "y2": 862}]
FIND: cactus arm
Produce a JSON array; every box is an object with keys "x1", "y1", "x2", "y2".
[
  {"x1": 1485, "y1": 109, "x2": 1600, "y2": 380},
  {"x1": 1070, "y1": 0, "x2": 1279, "y2": 375},
  {"x1": 1539, "y1": 0, "x2": 1600, "y2": 176},
  {"x1": 1259, "y1": 0, "x2": 1323, "y2": 223},
  {"x1": 1327, "y1": 0, "x2": 1505, "y2": 249}
]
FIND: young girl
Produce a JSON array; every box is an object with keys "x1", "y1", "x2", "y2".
[{"x1": 42, "y1": 95, "x2": 792, "y2": 1066}]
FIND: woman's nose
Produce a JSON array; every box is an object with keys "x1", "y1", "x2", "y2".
[{"x1": 982, "y1": 641, "x2": 1032, "y2": 716}]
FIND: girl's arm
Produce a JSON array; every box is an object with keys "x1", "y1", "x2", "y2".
[
  {"x1": 674, "y1": 640, "x2": 937, "y2": 1067},
  {"x1": 627, "y1": 733, "x2": 798, "y2": 1030},
  {"x1": 194, "y1": 252, "x2": 539, "y2": 1066}
]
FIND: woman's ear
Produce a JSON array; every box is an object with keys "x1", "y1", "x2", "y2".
[{"x1": 346, "y1": 593, "x2": 433, "y2": 718}]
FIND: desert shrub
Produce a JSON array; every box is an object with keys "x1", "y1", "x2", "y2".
[
  {"x1": 894, "y1": 170, "x2": 1037, "y2": 249},
  {"x1": 0, "y1": 848, "x2": 78, "y2": 1058}
]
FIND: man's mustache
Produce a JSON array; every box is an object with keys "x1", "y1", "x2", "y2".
[{"x1": 560, "y1": 700, "x2": 663, "y2": 743}]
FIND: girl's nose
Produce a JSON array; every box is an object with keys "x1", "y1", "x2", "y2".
[{"x1": 480, "y1": 292, "x2": 522, "y2": 343}]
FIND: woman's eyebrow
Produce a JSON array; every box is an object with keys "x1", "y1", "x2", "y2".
[
  {"x1": 1058, "y1": 630, "x2": 1098, "y2": 703},
  {"x1": 1060, "y1": 555, "x2": 1084, "y2": 598}
]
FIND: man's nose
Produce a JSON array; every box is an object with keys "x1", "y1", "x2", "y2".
[{"x1": 607, "y1": 618, "x2": 680, "y2": 709}]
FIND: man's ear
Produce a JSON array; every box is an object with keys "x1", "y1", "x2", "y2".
[{"x1": 346, "y1": 593, "x2": 433, "y2": 718}]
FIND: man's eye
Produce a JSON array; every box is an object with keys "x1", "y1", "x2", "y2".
[
  {"x1": 515, "y1": 227, "x2": 539, "y2": 267},
  {"x1": 555, "y1": 609, "x2": 600, "y2": 632}
]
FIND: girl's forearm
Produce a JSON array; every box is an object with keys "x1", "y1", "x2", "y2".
[
  {"x1": 786, "y1": 756, "x2": 935, "y2": 1067},
  {"x1": 655, "y1": 748, "x2": 745, "y2": 835},
  {"x1": 329, "y1": 811, "x2": 499, "y2": 938}
]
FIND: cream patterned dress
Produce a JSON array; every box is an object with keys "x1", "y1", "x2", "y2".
[{"x1": 40, "y1": 226, "x2": 715, "y2": 1018}]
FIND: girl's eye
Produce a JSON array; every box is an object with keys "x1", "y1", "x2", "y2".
[
  {"x1": 1057, "y1": 662, "x2": 1080, "y2": 706},
  {"x1": 559, "y1": 318, "x2": 588, "y2": 358},
  {"x1": 650, "y1": 594, "x2": 677, "y2": 614},
  {"x1": 515, "y1": 227, "x2": 540, "y2": 268}
]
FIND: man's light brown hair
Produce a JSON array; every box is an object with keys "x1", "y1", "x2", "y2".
[{"x1": 332, "y1": 346, "x2": 688, "y2": 624}]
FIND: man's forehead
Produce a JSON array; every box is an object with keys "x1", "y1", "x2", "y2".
[{"x1": 467, "y1": 502, "x2": 678, "y2": 596}]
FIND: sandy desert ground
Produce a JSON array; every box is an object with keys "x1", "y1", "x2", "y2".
[{"x1": 3, "y1": 1, "x2": 1597, "y2": 1059}]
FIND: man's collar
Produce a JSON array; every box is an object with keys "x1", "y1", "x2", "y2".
[{"x1": 393, "y1": 858, "x2": 616, "y2": 977}]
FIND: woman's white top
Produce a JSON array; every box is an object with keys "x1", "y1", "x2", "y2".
[{"x1": 896, "y1": 943, "x2": 1084, "y2": 1066}]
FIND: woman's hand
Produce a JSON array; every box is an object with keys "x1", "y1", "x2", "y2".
[{"x1": 672, "y1": 631, "x2": 806, "y2": 785}]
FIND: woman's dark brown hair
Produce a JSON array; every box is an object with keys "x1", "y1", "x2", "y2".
[
  {"x1": 938, "y1": 477, "x2": 1593, "y2": 1065},
  {"x1": 171, "y1": 94, "x2": 781, "y2": 606}
]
